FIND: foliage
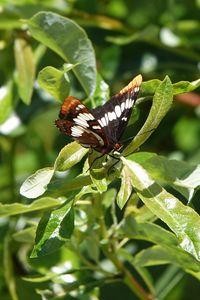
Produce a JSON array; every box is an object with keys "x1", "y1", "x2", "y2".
[{"x1": 0, "y1": 1, "x2": 200, "y2": 300}]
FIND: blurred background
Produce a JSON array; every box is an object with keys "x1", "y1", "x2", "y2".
[{"x1": 0, "y1": 0, "x2": 200, "y2": 299}]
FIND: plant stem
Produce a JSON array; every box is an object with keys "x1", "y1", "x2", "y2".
[
  {"x1": 97, "y1": 201, "x2": 155, "y2": 299},
  {"x1": 104, "y1": 247, "x2": 155, "y2": 300}
]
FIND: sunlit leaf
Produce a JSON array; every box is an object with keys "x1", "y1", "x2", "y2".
[
  {"x1": 134, "y1": 154, "x2": 200, "y2": 202},
  {"x1": 121, "y1": 158, "x2": 200, "y2": 261},
  {"x1": 173, "y1": 78, "x2": 200, "y2": 94},
  {"x1": 28, "y1": 12, "x2": 96, "y2": 96},
  {"x1": 117, "y1": 167, "x2": 132, "y2": 209},
  {"x1": 54, "y1": 142, "x2": 88, "y2": 171},
  {"x1": 123, "y1": 76, "x2": 173, "y2": 156},
  {"x1": 31, "y1": 199, "x2": 74, "y2": 257},
  {"x1": 134, "y1": 245, "x2": 200, "y2": 273},
  {"x1": 120, "y1": 215, "x2": 178, "y2": 247},
  {"x1": 20, "y1": 167, "x2": 54, "y2": 199}
]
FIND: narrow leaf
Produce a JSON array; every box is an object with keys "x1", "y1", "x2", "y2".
[
  {"x1": 135, "y1": 154, "x2": 200, "y2": 201},
  {"x1": 121, "y1": 158, "x2": 200, "y2": 261},
  {"x1": 0, "y1": 81, "x2": 13, "y2": 124},
  {"x1": 0, "y1": 197, "x2": 62, "y2": 217},
  {"x1": 117, "y1": 167, "x2": 132, "y2": 209},
  {"x1": 14, "y1": 38, "x2": 35, "y2": 105},
  {"x1": 123, "y1": 76, "x2": 173, "y2": 156},
  {"x1": 20, "y1": 167, "x2": 54, "y2": 199},
  {"x1": 3, "y1": 235, "x2": 18, "y2": 300},
  {"x1": 28, "y1": 12, "x2": 96, "y2": 96},
  {"x1": 134, "y1": 245, "x2": 200, "y2": 273},
  {"x1": 173, "y1": 78, "x2": 200, "y2": 95},
  {"x1": 121, "y1": 215, "x2": 178, "y2": 247}
]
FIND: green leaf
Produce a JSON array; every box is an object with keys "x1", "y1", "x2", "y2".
[
  {"x1": 121, "y1": 158, "x2": 200, "y2": 261},
  {"x1": 102, "y1": 188, "x2": 117, "y2": 208},
  {"x1": 140, "y1": 79, "x2": 161, "y2": 97},
  {"x1": 37, "y1": 66, "x2": 70, "y2": 101},
  {"x1": 123, "y1": 76, "x2": 173, "y2": 156},
  {"x1": 173, "y1": 78, "x2": 200, "y2": 95},
  {"x1": 31, "y1": 199, "x2": 74, "y2": 257},
  {"x1": 133, "y1": 245, "x2": 200, "y2": 273},
  {"x1": 117, "y1": 167, "x2": 132, "y2": 209},
  {"x1": 28, "y1": 12, "x2": 96, "y2": 96},
  {"x1": 3, "y1": 235, "x2": 18, "y2": 300},
  {"x1": 20, "y1": 167, "x2": 54, "y2": 199},
  {"x1": 139, "y1": 77, "x2": 200, "y2": 99},
  {"x1": 107, "y1": 25, "x2": 159, "y2": 45},
  {"x1": 0, "y1": 81, "x2": 13, "y2": 124},
  {"x1": 13, "y1": 227, "x2": 36, "y2": 243},
  {"x1": 91, "y1": 73, "x2": 110, "y2": 107},
  {"x1": 14, "y1": 38, "x2": 35, "y2": 105},
  {"x1": 118, "y1": 248, "x2": 155, "y2": 294},
  {"x1": 136, "y1": 155, "x2": 200, "y2": 202},
  {"x1": 0, "y1": 197, "x2": 62, "y2": 217},
  {"x1": 54, "y1": 142, "x2": 88, "y2": 171},
  {"x1": 121, "y1": 215, "x2": 178, "y2": 248},
  {"x1": 88, "y1": 152, "x2": 108, "y2": 193}
]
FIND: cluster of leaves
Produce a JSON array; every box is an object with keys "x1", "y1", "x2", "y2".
[{"x1": 0, "y1": 1, "x2": 200, "y2": 300}]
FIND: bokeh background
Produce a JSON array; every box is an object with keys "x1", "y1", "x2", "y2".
[{"x1": 0, "y1": 0, "x2": 200, "y2": 299}]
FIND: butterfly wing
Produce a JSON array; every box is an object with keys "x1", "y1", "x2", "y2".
[
  {"x1": 91, "y1": 74, "x2": 142, "y2": 144},
  {"x1": 55, "y1": 96, "x2": 109, "y2": 151}
]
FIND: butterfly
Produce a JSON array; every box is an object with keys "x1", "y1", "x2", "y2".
[{"x1": 55, "y1": 74, "x2": 142, "y2": 154}]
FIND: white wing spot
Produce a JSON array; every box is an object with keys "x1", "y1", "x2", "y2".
[
  {"x1": 71, "y1": 126, "x2": 84, "y2": 137},
  {"x1": 101, "y1": 117, "x2": 107, "y2": 127},
  {"x1": 98, "y1": 119, "x2": 103, "y2": 127},
  {"x1": 121, "y1": 102, "x2": 125, "y2": 112},
  {"x1": 78, "y1": 113, "x2": 94, "y2": 121},
  {"x1": 125, "y1": 99, "x2": 129, "y2": 109},
  {"x1": 108, "y1": 111, "x2": 116, "y2": 121},
  {"x1": 134, "y1": 86, "x2": 139, "y2": 92},
  {"x1": 115, "y1": 105, "x2": 121, "y2": 118},
  {"x1": 128, "y1": 98, "x2": 132, "y2": 108},
  {"x1": 105, "y1": 113, "x2": 109, "y2": 125},
  {"x1": 78, "y1": 104, "x2": 85, "y2": 109},
  {"x1": 92, "y1": 125, "x2": 101, "y2": 130},
  {"x1": 122, "y1": 117, "x2": 127, "y2": 121},
  {"x1": 73, "y1": 117, "x2": 89, "y2": 128}
]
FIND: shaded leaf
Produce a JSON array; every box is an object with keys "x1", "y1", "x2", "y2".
[
  {"x1": 3, "y1": 235, "x2": 18, "y2": 300},
  {"x1": 121, "y1": 158, "x2": 200, "y2": 261},
  {"x1": 14, "y1": 38, "x2": 35, "y2": 105},
  {"x1": 28, "y1": 12, "x2": 96, "y2": 96},
  {"x1": 20, "y1": 167, "x2": 54, "y2": 199}
]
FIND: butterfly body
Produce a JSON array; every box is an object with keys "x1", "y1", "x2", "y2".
[{"x1": 55, "y1": 74, "x2": 142, "y2": 154}]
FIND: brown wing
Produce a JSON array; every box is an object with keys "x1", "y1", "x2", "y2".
[
  {"x1": 91, "y1": 74, "x2": 142, "y2": 143},
  {"x1": 55, "y1": 96, "x2": 109, "y2": 151}
]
